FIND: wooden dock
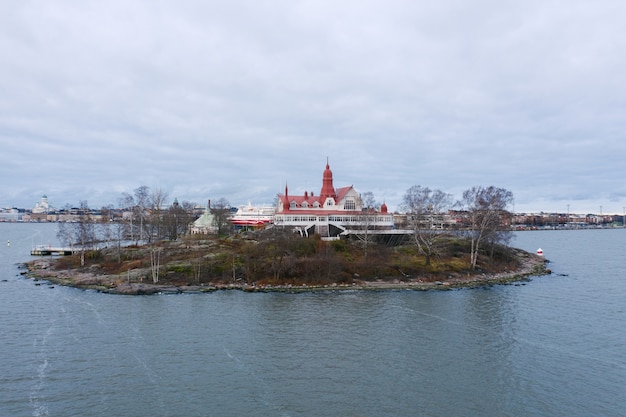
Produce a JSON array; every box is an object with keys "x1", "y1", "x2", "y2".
[{"x1": 31, "y1": 246, "x2": 75, "y2": 256}]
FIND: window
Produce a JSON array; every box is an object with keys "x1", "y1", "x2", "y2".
[
  {"x1": 290, "y1": 201, "x2": 296, "y2": 209},
  {"x1": 302, "y1": 201, "x2": 308, "y2": 208},
  {"x1": 344, "y1": 199, "x2": 355, "y2": 210}
]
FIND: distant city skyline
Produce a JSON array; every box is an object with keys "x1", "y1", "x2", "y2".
[
  {"x1": 2, "y1": 1, "x2": 625, "y2": 214},
  {"x1": 4, "y1": 193, "x2": 626, "y2": 216}
]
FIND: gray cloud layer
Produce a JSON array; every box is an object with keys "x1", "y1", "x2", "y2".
[{"x1": 1, "y1": 0, "x2": 625, "y2": 213}]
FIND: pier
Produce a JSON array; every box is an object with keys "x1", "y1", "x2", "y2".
[{"x1": 31, "y1": 246, "x2": 75, "y2": 256}]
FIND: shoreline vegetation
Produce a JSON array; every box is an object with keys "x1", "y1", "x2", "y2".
[{"x1": 22, "y1": 233, "x2": 550, "y2": 295}]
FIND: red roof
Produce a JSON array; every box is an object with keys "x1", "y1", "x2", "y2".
[
  {"x1": 277, "y1": 186, "x2": 355, "y2": 212},
  {"x1": 277, "y1": 160, "x2": 358, "y2": 214}
]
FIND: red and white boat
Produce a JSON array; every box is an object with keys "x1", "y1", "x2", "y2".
[{"x1": 230, "y1": 204, "x2": 275, "y2": 227}]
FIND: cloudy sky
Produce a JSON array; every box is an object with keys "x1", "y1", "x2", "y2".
[{"x1": 1, "y1": 0, "x2": 625, "y2": 214}]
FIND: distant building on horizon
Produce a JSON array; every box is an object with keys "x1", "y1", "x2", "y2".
[
  {"x1": 32, "y1": 195, "x2": 52, "y2": 214},
  {"x1": 0, "y1": 207, "x2": 22, "y2": 222}
]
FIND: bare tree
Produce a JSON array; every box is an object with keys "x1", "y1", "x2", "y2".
[
  {"x1": 163, "y1": 199, "x2": 196, "y2": 240},
  {"x1": 56, "y1": 201, "x2": 96, "y2": 266},
  {"x1": 358, "y1": 191, "x2": 378, "y2": 259},
  {"x1": 177, "y1": 200, "x2": 197, "y2": 237},
  {"x1": 56, "y1": 219, "x2": 74, "y2": 254},
  {"x1": 97, "y1": 204, "x2": 116, "y2": 249},
  {"x1": 76, "y1": 200, "x2": 96, "y2": 266},
  {"x1": 119, "y1": 192, "x2": 136, "y2": 243},
  {"x1": 212, "y1": 197, "x2": 233, "y2": 236},
  {"x1": 148, "y1": 188, "x2": 169, "y2": 241},
  {"x1": 267, "y1": 226, "x2": 293, "y2": 282},
  {"x1": 134, "y1": 185, "x2": 150, "y2": 244},
  {"x1": 458, "y1": 186, "x2": 514, "y2": 269},
  {"x1": 401, "y1": 185, "x2": 453, "y2": 266},
  {"x1": 109, "y1": 220, "x2": 126, "y2": 263},
  {"x1": 150, "y1": 247, "x2": 161, "y2": 283}
]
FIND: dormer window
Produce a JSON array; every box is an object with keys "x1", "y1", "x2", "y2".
[
  {"x1": 302, "y1": 201, "x2": 308, "y2": 208},
  {"x1": 290, "y1": 201, "x2": 297, "y2": 209},
  {"x1": 326, "y1": 199, "x2": 334, "y2": 206},
  {"x1": 313, "y1": 201, "x2": 320, "y2": 208}
]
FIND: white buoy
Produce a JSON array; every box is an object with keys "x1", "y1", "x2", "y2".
[
  {"x1": 537, "y1": 248, "x2": 543, "y2": 256},
  {"x1": 7, "y1": 240, "x2": 9, "y2": 247}
]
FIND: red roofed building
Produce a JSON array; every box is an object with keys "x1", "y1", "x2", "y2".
[{"x1": 274, "y1": 161, "x2": 394, "y2": 238}]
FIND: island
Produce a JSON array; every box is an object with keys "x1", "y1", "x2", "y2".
[{"x1": 23, "y1": 231, "x2": 549, "y2": 295}]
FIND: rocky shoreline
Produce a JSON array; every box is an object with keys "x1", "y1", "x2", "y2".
[{"x1": 22, "y1": 250, "x2": 550, "y2": 295}]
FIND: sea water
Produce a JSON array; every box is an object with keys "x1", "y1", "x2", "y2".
[{"x1": 1, "y1": 223, "x2": 625, "y2": 417}]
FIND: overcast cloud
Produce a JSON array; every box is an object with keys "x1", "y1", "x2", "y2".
[{"x1": 1, "y1": 0, "x2": 625, "y2": 214}]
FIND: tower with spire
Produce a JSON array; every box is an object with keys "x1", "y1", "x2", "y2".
[{"x1": 320, "y1": 158, "x2": 337, "y2": 200}]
